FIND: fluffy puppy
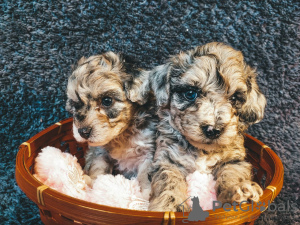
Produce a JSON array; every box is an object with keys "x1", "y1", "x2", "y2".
[
  {"x1": 129, "y1": 42, "x2": 266, "y2": 211},
  {"x1": 65, "y1": 52, "x2": 157, "y2": 194}
]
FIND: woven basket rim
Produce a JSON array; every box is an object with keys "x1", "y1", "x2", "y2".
[{"x1": 15, "y1": 118, "x2": 284, "y2": 224}]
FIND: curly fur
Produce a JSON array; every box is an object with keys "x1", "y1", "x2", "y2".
[
  {"x1": 66, "y1": 52, "x2": 157, "y2": 193},
  {"x1": 130, "y1": 42, "x2": 266, "y2": 211}
]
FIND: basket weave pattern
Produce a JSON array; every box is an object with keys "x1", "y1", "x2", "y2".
[{"x1": 15, "y1": 118, "x2": 284, "y2": 225}]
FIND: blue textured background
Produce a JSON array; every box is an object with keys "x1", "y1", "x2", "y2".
[{"x1": 0, "y1": 1, "x2": 299, "y2": 224}]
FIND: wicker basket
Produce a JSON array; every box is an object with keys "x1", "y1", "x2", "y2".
[{"x1": 15, "y1": 118, "x2": 284, "y2": 225}]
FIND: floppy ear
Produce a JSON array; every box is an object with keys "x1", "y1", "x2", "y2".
[
  {"x1": 101, "y1": 52, "x2": 134, "y2": 84},
  {"x1": 150, "y1": 51, "x2": 196, "y2": 107},
  {"x1": 101, "y1": 51, "x2": 123, "y2": 70},
  {"x1": 239, "y1": 65, "x2": 266, "y2": 125},
  {"x1": 149, "y1": 63, "x2": 171, "y2": 107},
  {"x1": 125, "y1": 70, "x2": 151, "y2": 105},
  {"x1": 125, "y1": 63, "x2": 171, "y2": 107}
]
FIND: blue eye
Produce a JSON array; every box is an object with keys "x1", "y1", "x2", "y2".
[{"x1": 184, "y1": 90, "x2": 198, "y2": 101}]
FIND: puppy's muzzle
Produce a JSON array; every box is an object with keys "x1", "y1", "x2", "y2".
[
  {"x1": 78, "y1": 127, "x2": 92, "y2": 139},
  {"x1": 201, "y1": 125, "x2": 221, "y2": 139}
]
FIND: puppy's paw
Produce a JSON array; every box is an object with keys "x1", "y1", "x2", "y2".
[
  {"x1": 141, "y1": 188, "x2": 151, "y2": 200},
  {"x1": 83, "y1": 174, "x2": 93, "y2": 187},
  {"x1": 148, "y1": 197, "x2": 189, "y2": 212},
  {"x1": 148, "y1": 201, "x2": 180, "y2": 212},
  {"x1": 176, "y1": 201, "x2": 190, "y2": 212},
  {"x1": 218, "y1": 180, "x2": 263, "y2": 203}
]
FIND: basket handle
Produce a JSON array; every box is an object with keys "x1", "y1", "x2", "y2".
[
  {"x1": 37, "y1": 185, "x2": 48, "y2": 206},
  {"x1": 21, "y1": 142, "x2": 31, "y2": 157},
  {"x1": 163, "y1": 211, "x2": 176, "y2": 225},
  {"x1": 265, "y1": 185, "x2": 276, "y2": 203}
]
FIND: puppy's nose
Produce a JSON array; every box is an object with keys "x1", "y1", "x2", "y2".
[
  {"x1": 202, "y1": 125, "x2": 221, "y2": 139},
  {"x1": 78, "y1": 127, "x2": 92, "y2": 139}
]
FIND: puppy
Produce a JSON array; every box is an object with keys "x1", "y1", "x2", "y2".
[
  {"x1": 129, "y1": 42, "x2": 266, "y2": 211},
  {"x1": 65, "y1": 52, "x2": 157, "y2": 194}
]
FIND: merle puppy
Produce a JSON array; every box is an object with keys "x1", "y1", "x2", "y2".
[
  {"x1": 128, "y1": 42, "x2": 266, "y2": 211},
  {"x1": 66, "y1": 52, "x2": 157, "y2": 195}
]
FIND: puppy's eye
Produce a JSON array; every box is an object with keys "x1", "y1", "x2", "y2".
[
  {"x1": 184, "y1": 90, "x2": 198, "y2": 101},
  {"x1": 230, "y1": 92, "x2": 246, "y2": 105},
  {"x1": 101, "y1": 97, "x2": 113, "y2": 107},
  {"x1": 230, "y1": 95, "x2": 237, "y2": 102}
]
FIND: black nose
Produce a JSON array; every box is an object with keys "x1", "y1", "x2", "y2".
[
  {"x1": 202, "y1": 125, "x2": 221, "y2": 139},
  {"x1": 78, "y1": 127, "x2": 92, "y2": 139}
]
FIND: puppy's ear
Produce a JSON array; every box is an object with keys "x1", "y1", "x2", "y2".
[
  {"x1": 102, "y1": 52, "x2": 132, "y2": 82},
  {"x1": 239, "y1": 66, "x2": 266, "y2": 125},
  {"x1": 150, "y1": 63, "x2": 171, "y2": 107},
  {"x1": 121, "y1": 54, "x2": 149, "y2": 105},
  {"x1": 76, "y1": 56, "x2": 87, "y2": 67},
  {"x1": 150, "y1": 52, "x2": 193, "y2": 107},
  {"x1": 125, "y1": 63, "x2": 171, "y2": 106},
  {"x1": 125, "y1": 70, "x2": 151, "y2": 105},
  {"x1": 73, "y1": 52, "x2": 124, "y2": 75},
  {"x1": 101, "y1": 51, "x2": 123, "y2": 71},
  {"x1": 71, "y1": 56, "x2": 87, "y2": 72}
]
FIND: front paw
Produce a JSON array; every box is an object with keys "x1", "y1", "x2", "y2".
[
  {"x1": 141, "y1": 188, "x2": 151, "y2": 200},
  {"x1": 218, "y1": 180, "x2": 263, "y2": 203},
  {"x1": 83, "y1": 174, "x2": 93, "y2": 187},
  {"x1": 148, "y1": 197, "x2": 189, "y2": 212}
]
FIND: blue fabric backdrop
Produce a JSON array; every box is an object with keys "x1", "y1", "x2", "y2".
[{"x1": 0, "y1": 1, "x2": 299, "y2": 224}]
